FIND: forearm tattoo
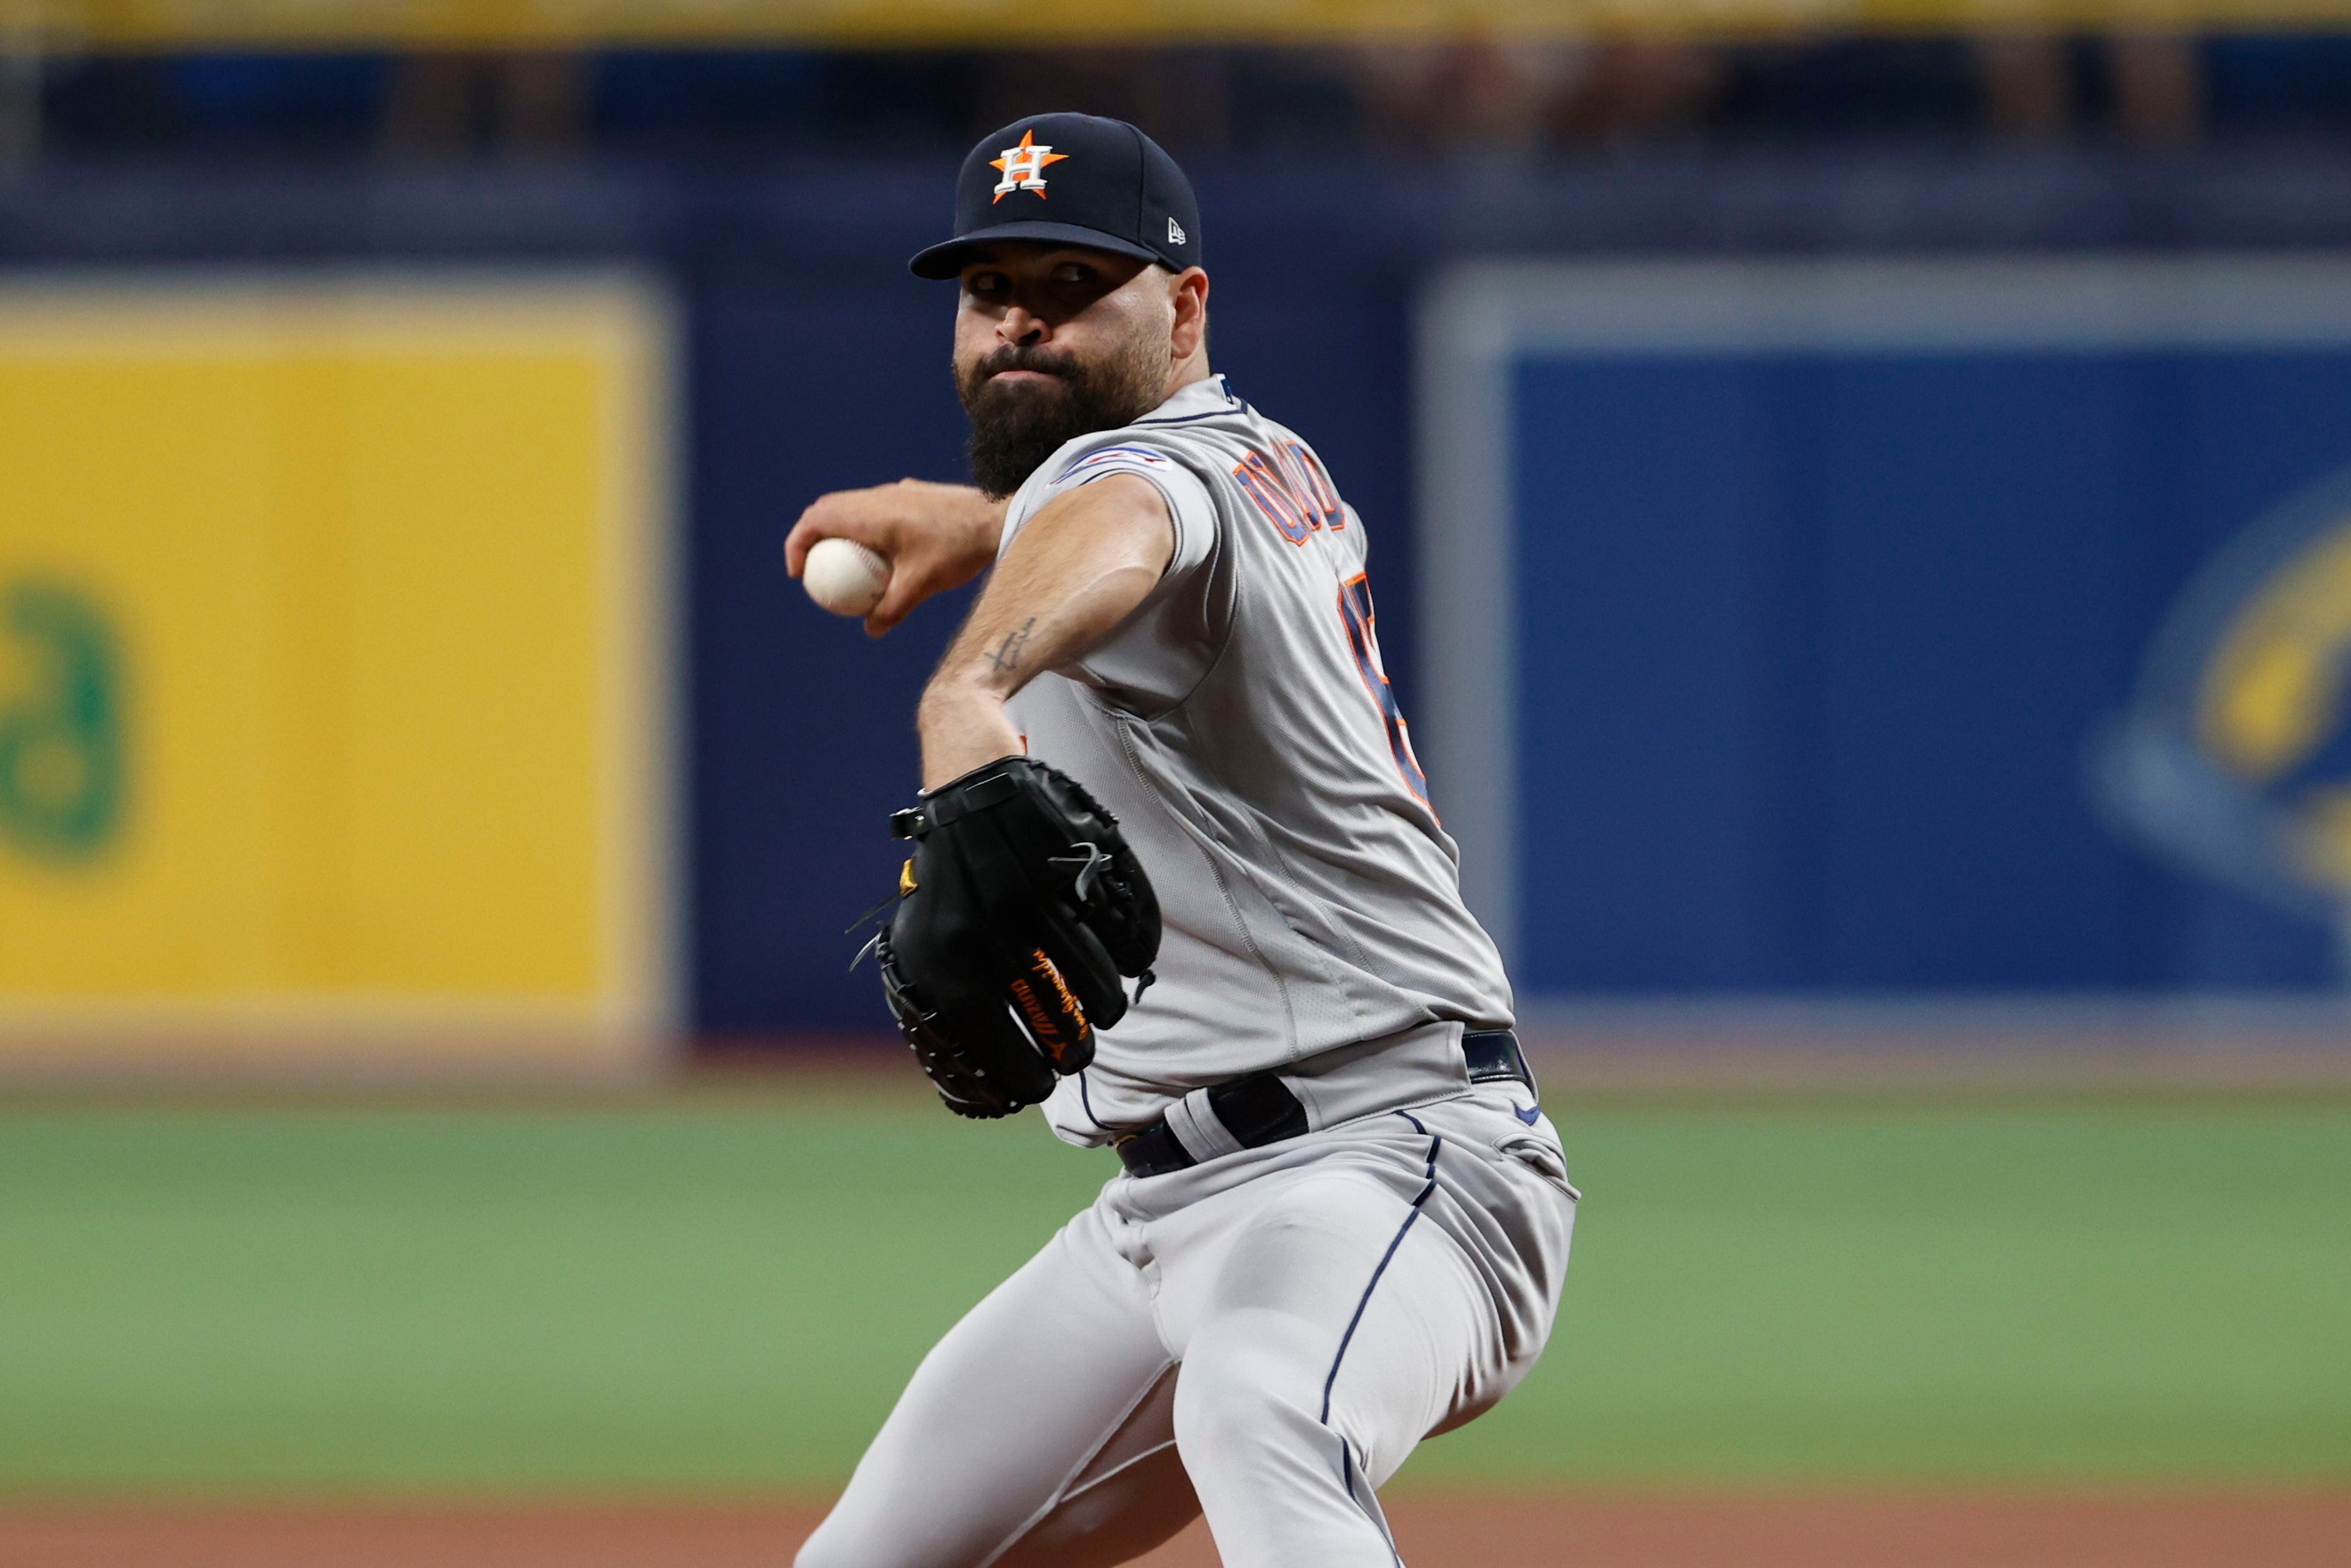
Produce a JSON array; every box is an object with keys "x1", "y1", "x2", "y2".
[{"x1": 989, "y1": 617, "x2": 1036, "y2": 674}]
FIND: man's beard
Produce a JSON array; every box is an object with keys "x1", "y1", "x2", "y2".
[{"x1": 956, "y1": 338, "x2": 1170, "y2": 499}]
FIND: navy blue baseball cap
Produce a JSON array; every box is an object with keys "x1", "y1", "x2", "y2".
[{"x1": 910, "y1": 113, "x2": 1202, "y2": 281}]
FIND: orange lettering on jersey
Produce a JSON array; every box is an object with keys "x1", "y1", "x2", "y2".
[
  {"x1": 1282, "y1": 441, "x2": 1345, "y2": 529},
  {"x1": 1233, "y1": 449, "x2": 1315, "y2": 545}
]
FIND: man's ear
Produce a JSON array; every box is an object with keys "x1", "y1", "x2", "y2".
[{"x1": 1170, "y1": 267, "x2": 1210, "y2": 362}]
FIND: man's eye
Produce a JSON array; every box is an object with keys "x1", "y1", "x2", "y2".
[
  {"x1": 1054, "y1": 265, "x2": 1093, "y2": 284},
  {"x1": 969, "y1": 273, "x2": 1006, "y2": 294}
]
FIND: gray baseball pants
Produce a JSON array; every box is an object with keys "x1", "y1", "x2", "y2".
[{"x1": 796, "y1": 1087, "x2": 1577, "y2": 1568}]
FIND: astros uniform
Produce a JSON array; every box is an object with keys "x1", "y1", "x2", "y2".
[{"x1": 798, "y1": 376, "x2": 1578, "y2": 1568}]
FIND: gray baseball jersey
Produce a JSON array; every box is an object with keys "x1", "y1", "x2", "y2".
[{"x1": 996, "y1": 374, "x2": 1514, "y2": 1145}]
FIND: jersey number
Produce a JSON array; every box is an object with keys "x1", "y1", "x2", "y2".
[{"x1": 1336, "y1": 573, "x2": 1431, "y2": 810}]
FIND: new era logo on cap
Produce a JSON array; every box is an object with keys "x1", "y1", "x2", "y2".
[{"x1": 910, "y1": 112, "x2": 1203, "y2": 281}]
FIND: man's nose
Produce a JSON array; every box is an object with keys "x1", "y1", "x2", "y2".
[{"x1": 998, "y1": 306, "x2": 1047, "y2": 345}]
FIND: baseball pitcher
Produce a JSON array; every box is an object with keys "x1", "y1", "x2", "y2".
[{"x1": 786, "y1": 113, "x2": 1577, "y2": 1568}]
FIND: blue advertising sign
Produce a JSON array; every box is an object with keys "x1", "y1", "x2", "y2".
[{"x1": 1417, "y1": 258, "x2": 2351, "y2": 997}]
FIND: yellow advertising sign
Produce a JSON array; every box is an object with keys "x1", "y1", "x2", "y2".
[{"x1": 0, "y1": 277, "x2": 673, "y2": 1075}]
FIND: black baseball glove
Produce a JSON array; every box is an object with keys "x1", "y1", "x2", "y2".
[{"x1": 873, "y1": 757, "x2": 1159, "y2": 1118}]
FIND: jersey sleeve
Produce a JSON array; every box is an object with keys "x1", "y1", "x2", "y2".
[
  {"x1": 1000, "y1": 436, "x2": 1226, "y2": 718},
  {"x1": 1026, "y1": 440, "x2": 1218, "y2": 589}
]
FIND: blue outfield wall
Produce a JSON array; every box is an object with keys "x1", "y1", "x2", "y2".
[
  {"x1": 11, "y1": 158, "x2": 2351, "y2": 1034},
  {"x1": 1510, "y1": 349, "x2": 2351, "y2": 993}
]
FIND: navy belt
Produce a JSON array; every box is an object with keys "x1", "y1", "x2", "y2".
[{"x1": 1113, "y1": 1029, "x2": 1534, "y2": 1180}]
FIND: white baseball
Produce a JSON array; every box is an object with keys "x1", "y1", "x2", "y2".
[{"x1": 803, "y1": 537, "x2": 891, "y2": 617}]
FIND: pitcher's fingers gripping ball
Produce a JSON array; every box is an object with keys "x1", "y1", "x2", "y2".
[{"x1": 803, "y1": 536, "x2": 891, "y2": 617}]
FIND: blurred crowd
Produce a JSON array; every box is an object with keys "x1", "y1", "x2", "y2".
[{"x1": 1, "y1": 32, "x2": 2348, "y2": 168}]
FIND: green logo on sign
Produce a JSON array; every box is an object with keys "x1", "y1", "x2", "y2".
[{"x1": 0, "y1": 581, "x2": 127, "y2": 861}]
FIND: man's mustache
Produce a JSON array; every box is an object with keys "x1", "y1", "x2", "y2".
[{"x1": 973, "y1": 347, "x2": 1083, "y2": 383}]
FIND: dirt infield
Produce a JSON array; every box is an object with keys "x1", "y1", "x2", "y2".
[{"x1": 4, "y1": 1490, "x2": 2344, "y2": 1567}]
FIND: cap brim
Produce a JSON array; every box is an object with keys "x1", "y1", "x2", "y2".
[{"x1": 909, "y1": 221, "x2": 1166, "y2": 280}]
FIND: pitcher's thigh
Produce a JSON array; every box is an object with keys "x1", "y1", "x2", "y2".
[
  {"x1": 1172, "y1": 1169, "x2": 1492, "y2": 1509},
  {"x1": 798, "y1": 1214, "x2": 1189, "y2": 1568}
]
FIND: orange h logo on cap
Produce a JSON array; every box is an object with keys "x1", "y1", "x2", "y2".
[{"x1": 990, "y1": 129, "x2": 1068, "y2": 202}]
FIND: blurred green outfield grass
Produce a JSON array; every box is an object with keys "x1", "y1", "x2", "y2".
[{"x1": 1, "y1": 1082, "x2": 2346, "y2": 1497}]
